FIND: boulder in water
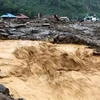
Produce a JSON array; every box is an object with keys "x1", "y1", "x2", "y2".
[{"x1": 0, "y1": 84, "x2": 10, "y2": 96}]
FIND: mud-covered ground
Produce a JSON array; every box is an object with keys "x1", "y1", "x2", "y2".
[{"x1": 0, "y1": 20, "x2": 100, "y2": 51}]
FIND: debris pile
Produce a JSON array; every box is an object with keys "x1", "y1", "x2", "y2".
[{"x1": 0, "y1": 19, "x2": 100, "y2": 51}]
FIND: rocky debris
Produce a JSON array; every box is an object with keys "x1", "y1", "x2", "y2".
[
  {"x1": 42, "y1": 23, "x2": 50, "y2": 27},
  {"x1": 14, "y1": 24, "x2": 26, "y2": 29},
  {"x1": 0, "y1": 84, "x2": 10, "y2": 96},
  {"x1": 0, "y1": 84, "x2": 26, "y2": 100},
  {"x1": 53, "y1": 32, "x2": 99, "y2": 47},
  {"x1": 0, "y1": 93, "x2": 11, "y2": 100},
  {"x1": 93, "y1": 50, "x2": 100, "y2": 55},
  {"x1": 52, "y1": 23, "x2": 100, "y2": 51},
  {"x1": 0, "y1": 20, "x2": 100, "y2": 51},
  {"x1": 0, "y1": 29, "x2": 6, "y2": 33},
  {"x1": 0, "y1": 29, "x2": 9, "y2": 38},
  {"x1": 31, "y1": 29, "x2": 40, "y2": 33},
  {"x1": 53, "y1": 33, "x2": 89, "y2": 45}
]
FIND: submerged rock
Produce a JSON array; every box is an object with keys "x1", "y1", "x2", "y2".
[
  {"x1": 0, "y1": 84, "x2": 26, "y2": 100},
  {"x1": 0, "y1": 84, "x2": 10, "y2": 96},
  {"x1": 0, "y1": 93, "x2": 12, "y2": 100}
]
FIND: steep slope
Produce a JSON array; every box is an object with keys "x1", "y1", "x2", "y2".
[{"x1": 0, "y1": 0, "x2": 100, "y2": 18}]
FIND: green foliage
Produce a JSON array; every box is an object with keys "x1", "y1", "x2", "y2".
[{"x1": 0, "y1": 0, "x2": 100, "y2": 19}]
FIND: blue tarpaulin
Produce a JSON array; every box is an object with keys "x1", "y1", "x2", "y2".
[{"x1": 1, "y1": 13, "x2": 16, "y2": 18}]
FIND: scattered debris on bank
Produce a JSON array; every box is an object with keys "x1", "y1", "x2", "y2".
[{"x1": 0, "y1": 17, "x2": 100, "y2": 51}]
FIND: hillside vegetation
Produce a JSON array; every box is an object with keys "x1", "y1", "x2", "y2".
[{"x1": 0, "y1": 0, "x2": 100, "y2": 19}]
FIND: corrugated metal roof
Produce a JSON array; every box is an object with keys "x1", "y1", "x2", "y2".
[
  {"x1": 17, "y1": 14, "x2": 29, "y2": 19},
  {"x1": 1, "y1": 13, "x2": 16, "y2": 18}
]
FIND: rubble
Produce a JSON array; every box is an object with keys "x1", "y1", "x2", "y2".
[{"x1": 0, "y1": 19, "x2": 100, "y2": 51}]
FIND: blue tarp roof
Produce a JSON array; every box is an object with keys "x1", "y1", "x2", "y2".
[{"x1": 1, "y1": 13, "x2": 16, "y2": 18}]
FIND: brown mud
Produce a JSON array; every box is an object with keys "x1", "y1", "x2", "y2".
[{"x1": 0, "y1": 40, "x2": 100, "y2": 100}]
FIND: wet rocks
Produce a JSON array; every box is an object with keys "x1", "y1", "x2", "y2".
[
  {"x1": 0, "y1": 20, "x2": 100, "y2": 51},
  {"x1": 0, "y1": 29, "x2": 6, "y2": 33},
  {"x1": 0, "y1": 84, "x2": 10, "y2": 96},
  {"x1": 0, "y1": 84, "x2": 26, "y2": 100},
  {"x1": 53, "y1": 33, "x2": 88, "y2": 44},
  {"x1": 0, "y1": 29, "x2": 9, "y2": 37},
  {"x1": 52, "y1": 22, "x2": 100, "y2": 51},
  {"x1": 0, "y1": 93, "x2": 12, "y2": 100},
  {"x1": 10, "y1": 24, "x2": 26, "y2": 29},
  {"x1": 31, "y1": 29, "x2": 40, "y2": 33}
]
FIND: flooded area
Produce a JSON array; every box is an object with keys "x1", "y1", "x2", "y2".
[{"x1": 0, "y1": 40, "x2": 100, "y2": 100}]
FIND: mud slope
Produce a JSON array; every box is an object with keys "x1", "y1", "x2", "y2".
[{"x1": 0, "y1": 40, "x2": 100, "y2": 100}]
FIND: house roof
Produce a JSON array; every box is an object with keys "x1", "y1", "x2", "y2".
[
  {"x1": 1, "y1": 13, "x2": 16, "y2": 18},
  {"x1": 17, "y1": 14, "x2": 29, "y2": 19},
  {"x1": 60, "y1": 16, "x2": 69, "y2": 21}
]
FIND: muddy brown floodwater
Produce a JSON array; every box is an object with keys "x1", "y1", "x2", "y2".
[{"x1": 0, "y1": 40, "x2": 100, "y2": 100}]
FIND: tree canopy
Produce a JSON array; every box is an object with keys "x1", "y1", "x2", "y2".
[{"x1": 0, "y1": 0, "x2": 100, "y2": 19}]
